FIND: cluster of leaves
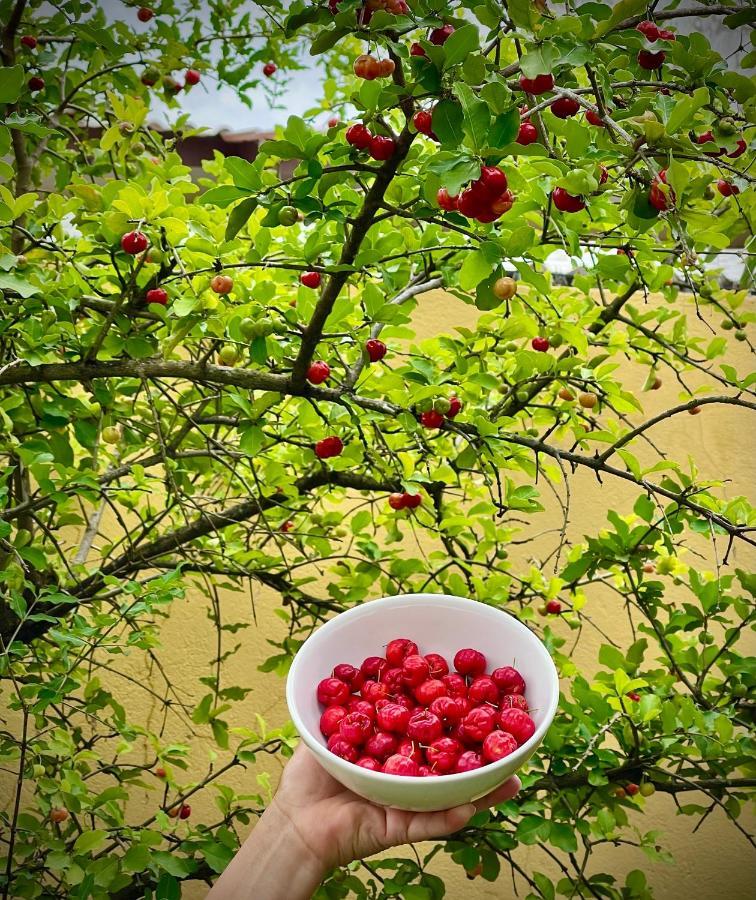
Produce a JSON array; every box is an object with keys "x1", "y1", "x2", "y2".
[{"x1": 0, "y1": 0, "x2": 755, "y2": 898}]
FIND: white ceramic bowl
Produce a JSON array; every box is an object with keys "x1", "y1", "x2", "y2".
[{"x1": 286, "y1": 593, "x2": 559, "y2": 811}]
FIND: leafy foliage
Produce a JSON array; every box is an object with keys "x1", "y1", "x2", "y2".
[{"x1": 0, "y1": 0, "x2": 754, "y2": 898}]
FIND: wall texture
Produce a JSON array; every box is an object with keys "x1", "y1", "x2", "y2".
[{"x1": 73, "y1": 289, "x2": 756, "y2": 897}]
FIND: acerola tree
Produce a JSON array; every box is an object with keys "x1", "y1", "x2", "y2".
[{"x1": 0, "y1": 0, "x2": 755, "y2": 898}]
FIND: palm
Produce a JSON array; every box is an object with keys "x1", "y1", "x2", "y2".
[{"x1": 274, "y1": 745, "x2": 520, "y2": 870}]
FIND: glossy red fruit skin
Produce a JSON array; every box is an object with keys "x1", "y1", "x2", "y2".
[
  {"x1": 636, "y1": 20, "x2": 660, "y2": 41},
  {"x1": 145, "y1": 287, "x2": 168, "y2": 305},
  {"x1": 410, "y1": 42, "x2": 426, "y2": 57},
  {"x1": 447, "y1": 396, "x2": 462, "y2": 418},
  {"x1": 365, "y1": 731, "x2": 397, "y2": 761},
  {"x1": 137, "y1": 7, "x2": 154, "y2": 23},
  {"x1": 306, "y1": 361, "x2": 330, "y2": 385},
  {"x1": 185, "y1": 69, "x2": 200, "y2": 86},
  {"x1": 626, "y1": 691, "x2": 641, "y2": 703},
  {"x1": 468, "y1": 675, "x2": 499, "y2": 705},
  {"x1": 389, "y1": 492, "x2": 407, "y2": 510},
  {"x1": 479, "y1": 165, "x2": 508, "y2": 196},
  {"x1": 498, "y1": 707, "x2": 536, "y2": 745},
  {"x1": 422, "y1": 653, "x2": 448, "y2": 679},
  {"x1": 550, "y1": 96, "x2": 580, "y2": 119},
  {"x1": 356, "y1": 756, "x2": 381, "y2": 770},
  {"x1": 300, "y1": 271, "x2": 322, "y2": 288},
  {"x1": 320, "y1": 705, "x2": 348, "y2": 737},
  {"x1": 121, "y1": 231, "x2": 148, "y2": 254},
  {"x1": 327, "y1": 734, "x2": 360, "y2": 762},
  {"x1": 658, "y1": 29, "x2": 676, "y2": 41},
  {"x1": 717, "y1": 180, "x2": 739, "y2": 197},
  {"x1": 500, "y1": 693, "x2": 529, "y2": 712},
  {"x1": 728, "y1": 139, "x2": 746, "y2": 159},
  {"x1": 442, "y1": 672, "x2": 467, "y2": 698},
  {"x1": 453, "y1": 647, "x2": 487, "y2": 676},
  {"x1": 426, "y1": 736, "x2": 462, "y2": 773},
  {"x1": 413, "y1": 110, "x2": 434, "y2": 136},
  {"x1": 457, "y1": 180, "x2": 492, "y2": 218},
  {"x1": 420, "y1": 409, "x2": 444, "y2": 429},
  {"x1": 429, "y1": 23, "x2": 454, "y2": 45},
  {"x1": 369, "y1": 135, "x2": 396, "y2": 161},
  {"x1": 360, "y1": 655, "x2": 387, "y2": 679},
  {"x1": 546, "y1": 599, "x2": 562, "y2": 614},
  {"x1": 407, "y1": 709, "x2": 443, "y2": 742},
  {"x1": 403, "y1": 492, "x2": 421, "y2": 509},
  {"x1": 317, "y1": 677, "x2": 350, "y2": 706},
  {"x1": 339, "y1": 711, "x2": 373, "y2": 745},
  {"x1": 21, "y1": 35, "x2": 37, "y2": 48},
  {"x1": 353, "y1": 54, "x2": 379, "y2": 80},
  {"x1": 333, "y1": 663, "x2": 360, "y2": 687},
  {"x1": 552, "y1": 187, "x2": 585, "y2": 212},
  {"x1": 402, "y1": 654, "x2": 431, "y2": 687},
  {"x1": 460, "y1": 706, "x2": 496, "y2": 742},
  {"x1": 429, "y1": 695, "x2": 461, "y2": 724},
  {"x1": 28, "y1": 76, "x2": 45, "y2": 91},
  {"x1": 414, "y1": 678, "x2": 447, "y2": 705},
  {"x1": 519, "y1": 73, "x2": 554, "y2": 95},
  {"x1": 585, "y1": 109, "x2": 606, "y2": 127},
  {"x1": 437, "y1": 187, "x2": 459, "y2": 211},
  {"x1": 314, "y1": 435, "x2": 344, "y2": 459},
  {"x1": 178, "y1": 803, "x2": 191, "y2": 819},
  {"x1": 365, "y1": 338, "x2": 387, "y2": 361},
  {"x1": 531, "y1": 336, "x2": 550, "y2": 351},
  {"x1": 361, "y1": 680, "x2": 389, "y2": 704},
  {"x1": 491, "y1": 665, "x2": 526, "y2": 694},
  {"x1": 649, "y1": 169, "x2": 674, "y2": 211},
  {"x1": 637, "y1": 49, "x2": 666, "y2": 70},
  {"x1": 347, "y1": 697, "x2": 374, "y2": 718},
  {"x1": 386, "y1": 638, "x2": 418, "y2": 666},
  {"x1": 383, "y1": 753, "x2": 419, "y2": 776},
  {"x1": 455, "y1": 750, "x2": 483, "y2": 773},
  {"x1": 516, "y1": 122, "x2": 538, "y2": 145},
  {"x1": 345, "y1": 123, "x2": 372, "y2": 149},
  {"x1": 482, "y1": 730, "x2": 518, "y2": 762},
  {"x1": 262, "y1": 62, "x2": 277, "y2": 77}
]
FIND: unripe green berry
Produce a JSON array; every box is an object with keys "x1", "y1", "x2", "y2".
[
  {"x1": 721, "y1": 319, "x2": 734, "y2": 330},
  {"x1": 639, "y1": 782, "x2": 656, "y2": 797},
  {"x1": 416, "y1": 398, "x2": 433, "y2": 413},
  {"x1": 433, "y1": 397, "x2": 451, "y2": 415},
  {"x1": 734, "y1": 329, "x2": 746, "y2": 341},
  {"x1": 505, "y1": 342, "x2": 519, "y2": 352},
  {"x1": 278, "y1": 205, "x2": 298, "y2": 226},
  {"x1": 516, "y1": 390, "x2": 529, "y2": 403},
  {"x1": 548, "y1": 333, "x2": 563, "y2": 348}
]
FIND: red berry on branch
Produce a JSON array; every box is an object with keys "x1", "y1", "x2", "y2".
[
  {"x1": 314, "y1": 435, "x2": 344, "y2": 459},
  {"x1": 420, "y1": 409, "x2": 444, "y2": 429},
  {"x1": 658, "y1": 29, "x2": 676, "y2": 41},
  {"x1": 447, "y1": 396, "x2": 462, "y2": 418},
  {"x1": 649, "y1": 168, "x2": 675, "y2": 211},
  {"x1": 410, "y1": 42, "x2": 426, "y2": 57},
  {"x1": 137, "y1": 7, "x2": 154, "y2": 23},
  {"x1": 437, "y1": 187, "x2": 459, "y2": 211},
  {"x1": 28, "y1": 75, "x2": 45, "y2": 92},
  {"x1": 552, "y1": 187, "x2": 585, "y2": 212},
  {"x1": 389, "y1": 492, "x2": 407, "y2": 510},
  {"x1": 262, "y1": 62, "x2": 277, "y2": 77},
  {"x1": 300, "y1": 271, "x2": 322, "y2": 289},
  {"x1": 368, "y1": 135, "x2": 396, "y2": 161},
  {"x1": 532, "y1": 336, "x2": 550, "y2": 352},
  {"x1": 185, "y1": 69, "x2": 200, "y2": 86},
  {"x1": 518, "y1": 73, "x2": 554, "y2": 95},
  {"x1": 345, "y1": 123, "x2": 372, "y2": 149},
  {"x1": 550, "y1": 96, "x2": 580, "y2": 119},
  {"x1": 635, "y1": 20, "x2": 660, "y2": 42},
  {"x1": 306, "y1": 361, "x2": 331, "y2": 385},
  {"x1": 21, "y1": 35, "x2": 37, "y2": 49},
  {"x1": 479, "y1": 165, "x2": 508, "y2": 196},
  {"x1": 327, "y1": 116, "x2": 340, "y2": 128},
  {"x1": 637, "y1": 49, "x2": 666, "y2": 70},
  {"x1": 546, "y1": 599, "x2": 562, "y2": 614},
  {"x1": 728, "y1": 138, "x2": 747, "y2": 159},
  {"x1": 121, "y1": 231, "x2": 148, "y2": 254},
  {"x1": 429, "y1": 23, "x2": 454, "y2": 45},
  {"x1": 413, "y1": 109, "x2": 434, "y2": 136},
  {"x1": 145, "y1": 287, "x2": 168, "y2": 305},
  {"x1": 585, "y1": 109, "x2": 606, "y2": 127},
  {"x1": 178, "y1": 804, "x2": 191, "y2": 819},
  {"x1": 717, "y1": 179, "x2": 739, "y2": 197},
  {"x1": 516, "y1": 121, "x2": 538, "y2": 145},
  {"x1": 365, "y1": 338, "x2": 387, "y2": 361},
  {"x1": 353, "y1": 54, "x2": 381, "y2": 80}
]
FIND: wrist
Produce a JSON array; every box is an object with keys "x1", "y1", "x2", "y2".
[{"x1": 264, "y1": 798, "x2": 329, "y2": 880}]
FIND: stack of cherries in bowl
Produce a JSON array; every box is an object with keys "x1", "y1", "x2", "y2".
[{"x1": 316, "y1": 638, "x2": 535, "y2": 777}]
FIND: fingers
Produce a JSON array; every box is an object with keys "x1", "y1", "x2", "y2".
[
  {"x1": 472, "y1": 775, "x2": 522, "y2": 811},
  {"x1": 405, "y1": 803, "x2": 476, "y2": 843}
]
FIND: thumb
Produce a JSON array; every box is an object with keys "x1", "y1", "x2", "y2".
[{"x1": 405, "y1": 803, "x2": 476, "y2": 844}]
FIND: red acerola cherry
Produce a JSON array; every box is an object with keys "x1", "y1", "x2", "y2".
[
  {"x1": 585, "y1": 109, "x2": 606, "y2": 127},
  {"x1": 626, "y1": 691, "x2": 641, "y2": 703},
  {"x1": 365, "y1": 731, "x2": 397, "y2": 760},
  {"x1": 468, "y1": 675, "x2": 499, "y2": 705},
  {"x1": 317, "y1": 677, "x2": 350, "y2": 707},
  {"x1": 453, "y1": 648, "x2": 487, "y2": 676},
  {"x1": 442, "y1": 672, "x2": 467, "y2": 698},
  {"x1": 185, "y1": 69, "x2": 200, "y2": 86},
  {"x1": 386, "y1": 638, "x2": 419, "y2": 666},
  {"x1": 516, "y1": 122, "x2": 538, "y2": 145},
  {"x1": 625, "y1": 782, "x2": 640, "y2": 796},
  {"x1": 356, "y1": 756, "x2": 381, "y2": 770},
  {"x1": 21, "y1": 35, "x2": 37, "y2": 48},
  {"x1": 369, "y1": 135, "x2": 396, "y2": 161},
  {"x1": 327, "y1": 116, "x2": 340, "y2": 128},
  {"x1": 695, "y1": 131, "x2": 723, "y2": 156},
  {"x1": 345, "y1": 123, "x2": 373, "y2": 149},
  {"x1": 728, "y1": 139, "x2": 747, "y2": 159},
  {"x1": 717, "y1": 180, "x2": 739, "y2": 197},
  {"x1": 500, "y1": 693, "x2": 529, "y2": 712},
  {"x1": 320, "y1": 705, "x2": 348, "y2": 737},
  {"x1": 137, "y1": 7, "x2": 154, "y2": 22},
  {"x1": 482, "y1": 730, "x2": 518, "y2": 762},
  {"x1": 637, "y1": 49, "x2": 666, "y2": 70},
  {"x1": 314, "y1": 435, "x2": 344, "y2": 459},
  {"x1": 552, "y1": 187, "x2": 586, "y2": 212},
  {"x1": 457, "y1": 180, "x2": 492, "y2": 218},
  {"x1": 28, "y1": 76, "x2": 45, "y2": 92},
  {"x1": 429, "y1": 23, "x2": 454, "y2": 45},
  {"x1": 658, "y1": 29, "x2": 676, "y2": 41},
  {"x1": 420, "y1": 409, "x2": 444, "y2": 429},
  {"x1": 121, "y1": 231, "x2": 149, "y2": 254},
  {"x1": 353, "y1": 54, "x2": 381, "y2": 80},
  {"x1": 649, "y1": 169, "x2": 675, "y2": 211},
  {"x1": 460, "y1": 706, "x2": 496, "y2": 742},
  {"x1": 426, "y1": 736, "x2": 462, "y2": 773},
  {"x1": 550, "y1": 96, "x2": 580, "y2": 119},
  {"x1": 347, "y1": 697, "x2": 374, "y2": 718},
  {"x1": 389, "y1": 492, "x2": 407, "y2": 510},
  {"x1": 333, "y1": 663, "x2": 360, "y2": 687},
  {"x1": 636, "y1": 20, "x2": 660, "y2": 41},
  {"x1": 429, "y1": 695, "x2": 461, "y2": 724},
  {"x1": 145, "y1": 287, "x2": 168, "y2": 305},
  {"x1": 365, "y1": 338, "x2": 387, "y2": 362},
  {"x1": 425, "y1": 653, "x2": 449, "y2": 678},
  {"x1": 383, "y1": 754, "x2": 419, "y2": 776},
  {"x1": 519, "y1": 73, "x2": 554, "y2": 95},
  {"x1": 447, "y1": 396, "x2": 462, "y2": 418},
  {"x1": 402, "y1": 654, "x2": 431, "y2": 687},
  {"x1": 262, "y1": 62, "x2": 277, "y2": 77},
  {"x1": 414, "y1": 678, "x2": 447, "y2": 705},
  {"x1": 382, "y1": 667, "x2": 404, "y2": 691},
  {"x1": 455, "y1": 750, "x2": 484, "y2": 773},
  {"x1": 491, "y1": 666, "x2": 526, "y2": 694},
  {"x1": 407, "y1": 709, "x2": 443, "y2": 742},
  {"x1": 546, "y1": 599, "x2": 562, "y2": 614},
  {"x1": 49, "y1": 807, "x2": 69, "y2": 823},
  {"x1": 531, "y1": 337, "x2": 550, "y2": 352},
  {"x1": 178, "y1": 804, "x2": 191, "y2": 819},
  {"x1": 498, "y1": 707, "x2": 536, "y2": 745},
  {"x1": 413, "y1": 110, "x2": 434, "y2": 136},
  {"x1": 327, "y1": 735, "x2": 359, "y2": 762},
  {"x1": 306, "y1": 361, "x2": 330, "y2": 385},
  {"x1": 437, "y1": 187, "x2": 459, "y2": 211},
  {"x1": 339, "y1": 711, "x2": 373, "y2": 745},
  {"x1": 403, "y1": 493, "x2": 421, "y2": 509},
  {"x1": 410, "y1": 42, "x2": 426, "y2": 57},
  {"x1": 361, "y1": 680, "x2": 389, "y2": 704},
  {"x1": 300, "y1": 271, "x2": 322, "y2": 288},
  {"x1": 360, "y1": 655, "x2": 387, "y2": 679},
  {"x1": 479, "y1": 165, "x2": 508, "y2": 196}
]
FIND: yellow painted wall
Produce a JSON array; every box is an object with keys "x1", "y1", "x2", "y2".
[{"x1": 11, "y1": 290, "x2": 755, "y2": 898}]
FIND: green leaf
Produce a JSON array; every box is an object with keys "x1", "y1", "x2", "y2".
[
  {"x1": 517, "y1": 815, "x2": 551, "y2": 844},
  {"x1": 666, "y1": 87, "x2": 709, "y2": 135},
  {"x1": 0, "y1": 273, "x2": 40, "y2": 297},
  {"x1": 310, "y1": 26, "x2": 349, "y2": 55},
  {"x1": 73, "y1": 830, "x2": 107, "y2": 855},
  {"x1": 225, "y1": 197, "x2": 257, "y2": 241},
  {"x1": 122, "y1": 844, "x2": 151, "y2": 873},
  {"x1": 225, "y1": 157, "x2": 261, "y2": 191},
  {"x1": 460, "y1": 249, "x2": 496, "y2": 291},
  {"x1": 0, "y1": 66, "x2": 24, "y2": 104},
  {"x1": 432, "y1": 100, "x2": 464, "y2": 147},
  {"x1": 519, "y1": 45, "x2": 557, "y2": 78},
  {"x1": 549, "y1": 822, "x2": 578, "y2": 853},
  {"x1": 200, "y1": 185, "x2": 250, "y2": 208},
  {"x1": 595, "y1": 0, "x2": 647, "y2": 37},
  {"x1": 442, "y1": 24, "x2": 480, "y2": 68},
  {"x1": 488, "y1": 108, "x2": 521, "y2": 149},
  {"x1": 452, "y1": 83, "x2": 490, "y2": 153}
]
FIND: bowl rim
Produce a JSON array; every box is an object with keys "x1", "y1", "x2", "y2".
[{"x1": 286, "y1": 593, "x2": 560, "y2": 785}]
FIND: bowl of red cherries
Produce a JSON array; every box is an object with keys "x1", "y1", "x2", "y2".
[{"x1": 286, "y1": 594, "x2": 559, "y2": 811}]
